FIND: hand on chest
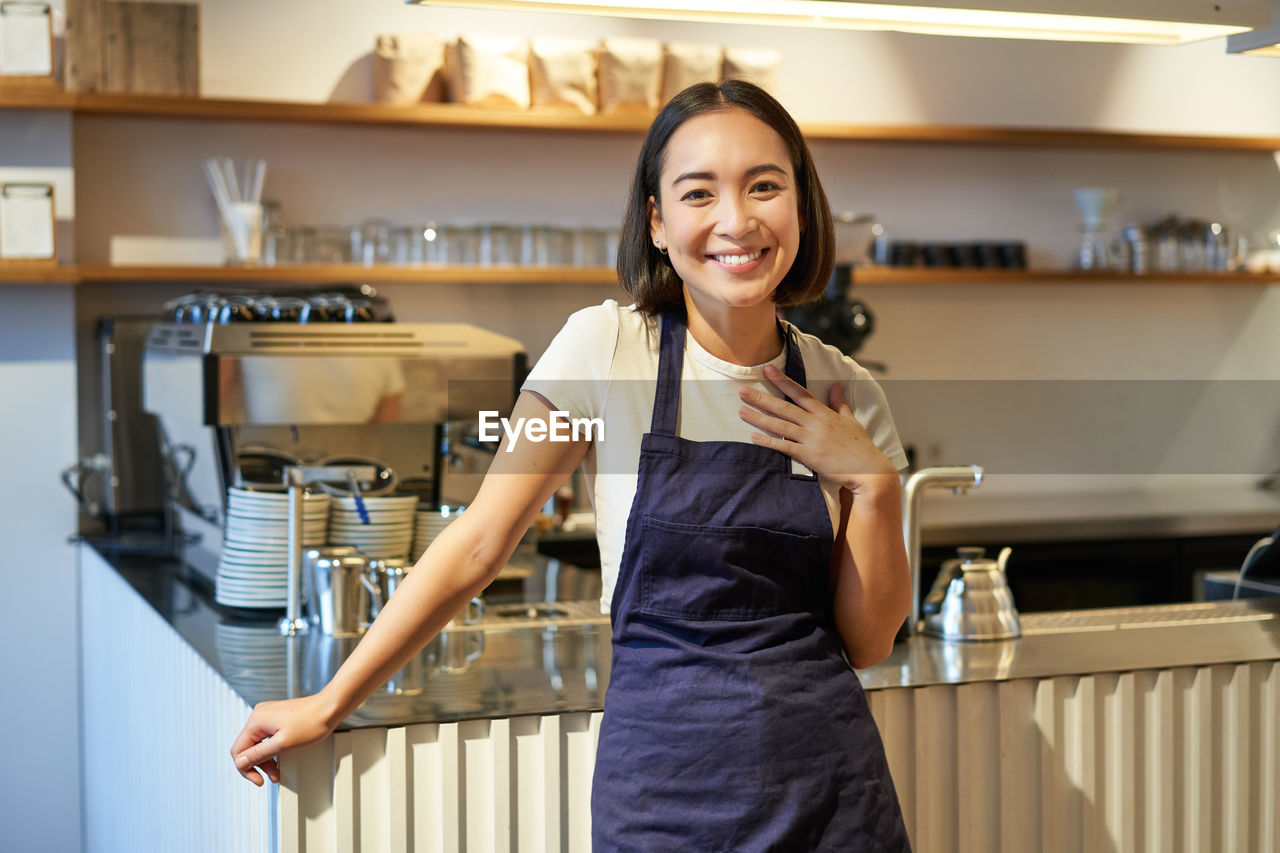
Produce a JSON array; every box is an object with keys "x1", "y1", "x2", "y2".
[{"x1": 676, "y1": 368, "x2": 818, "y2": 478}]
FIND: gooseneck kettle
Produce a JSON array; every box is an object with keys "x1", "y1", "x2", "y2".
[{"x1": 920, "y1": 546, "x2": 1021, "y2": 641}]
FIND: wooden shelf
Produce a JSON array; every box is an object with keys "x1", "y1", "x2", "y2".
[
  {"x1": 800, "y1": 123, "x2": 1280, "y2": 152},
  {"x1": 75, "y1": 263, "x2": 622, "y2": 285},
  {"x1": 5, "y1": 90, "x2": 1280, "y2": 152},
  {"x1": 0, "y1": 264, "x2": 79, "y2": 284},
  {"x1": 852, "y1": 267, "x2": 1280, "y2": 285},
  {"x1": 16, "y1": 263, "x2": 1271, "y2": 287},
  {"x1": 0, "y1": 88, "x2": 74, "y2": 110}
]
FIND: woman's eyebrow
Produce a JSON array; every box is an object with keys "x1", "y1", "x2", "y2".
[
  {"x1": 672, "y1": 169, "x2": 714, "y2": 187},
  {"x1": 671, "y1": 163, "x2": 788, "y2": 188}
]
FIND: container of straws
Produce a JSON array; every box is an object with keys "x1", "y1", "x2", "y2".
[{"x1": 203, "y1": 157, "x2": 266, "y2": 265}]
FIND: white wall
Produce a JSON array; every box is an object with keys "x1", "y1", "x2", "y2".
[
  {"x1": 0, "y1": 286, "x2": 81, "y2": 853},
  {"x1": 0, "y1": 106, "x2": 81, "y2": 852},
  {"x1": 69, "y1": 2, "x2": 1280, "y2": 501}
]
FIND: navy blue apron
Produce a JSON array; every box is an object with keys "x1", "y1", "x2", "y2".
[{"x1": 591, "y1": 312, "x2": 911, "y2": 852}]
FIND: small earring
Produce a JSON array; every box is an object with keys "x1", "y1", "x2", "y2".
[{"x1": 655, "y1": 242, "x2": 667, "y2": 255}]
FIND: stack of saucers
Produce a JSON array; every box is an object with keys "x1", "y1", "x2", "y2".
[
  {"x1": 328, "y1": 495, "x2": 418, "y2": 559},
  {"x1": 216, "y1": 488, "x2": 331, "y2": 609},
  {"x1": 412, "y1": 504, "x2": 466, "y2": 561},
  {"x1": 214, "y1": 622, "x2": 288, "y2": 701}
]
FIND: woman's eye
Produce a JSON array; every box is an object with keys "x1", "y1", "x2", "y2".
[
  {"x1": 751, "y1": 181, "x2": 781, "y2": 194},
  {"x1": 681, "y1": 189, "x2": 712, "y2": 202}
]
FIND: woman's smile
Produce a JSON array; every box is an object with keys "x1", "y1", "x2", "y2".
[{"x1": 709, "y1": 247, "x2": 767, "y2": 270}]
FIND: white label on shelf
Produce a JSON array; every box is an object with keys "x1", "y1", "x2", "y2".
[
  {"x1": 0, "y1": 183, "x2": 54, "y2": 259},
  {"x1": 0, "y1": 4, "x2": 52, "y2": 77}
]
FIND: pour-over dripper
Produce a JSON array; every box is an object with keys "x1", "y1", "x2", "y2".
[
  {"x1": 1073, "y1": 188, "x2": 1122, "y2": 271},
  {"x1": 1073, "y1": 187, "x2": 1121, "y2": 231}
]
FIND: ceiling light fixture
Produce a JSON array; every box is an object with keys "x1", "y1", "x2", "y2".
[
  {"x1": 408, "y1": 0, "x2": 1268, "y2": 46},
  {"x1": 1228, "y1": 0, "x2": 1280, "y2": 53}
]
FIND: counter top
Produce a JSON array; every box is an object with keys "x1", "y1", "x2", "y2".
[
  {"x1": 862, "y1": 600, "x2": 1280, "y2": 690},
  {"x1": 920, "y1": 485, "x2": 1280, "y2": 545},
  {"x1": 91, "y1": 543, "x2": 1280, "y2": 731},
  {"x1": 96, "y1": 546, "x2": 612, "y2": 730}
]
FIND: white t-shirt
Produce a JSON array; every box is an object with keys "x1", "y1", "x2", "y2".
[{"x1": 523, "y1": 300, "x2": 909, "y2": 614}]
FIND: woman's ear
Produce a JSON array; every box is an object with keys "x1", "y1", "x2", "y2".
[{"x1": 648, "y1": 196, "x2": 665, "y2": 249}]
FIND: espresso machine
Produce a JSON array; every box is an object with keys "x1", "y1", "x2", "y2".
[{"x1": 142, "y1": 319, "x2": 526, "y2": 587}]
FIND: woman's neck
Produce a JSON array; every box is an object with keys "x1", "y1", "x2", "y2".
[{"x1": 682, "y1": 291, "x2": 784, "y2": 367}]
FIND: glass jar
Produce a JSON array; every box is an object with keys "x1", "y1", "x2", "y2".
[
  {"x1": 352, "y1": 218, "x2": 393, "y2": 266},
  {"x1": 415, "y1": 222, "x2": 444, "y2": 265},
  {"x1": 441, "y1": 224, "x2": 481, "y2": 264},
  {"x1": 310, "y1": 226, "x2": 351, "y2": 264},
  {"x1": 480, "y1": 224, "x2": 523, "y2": 265},
  {"x1": 573, "y1": 227, "x2": 611, "y2": 267}
]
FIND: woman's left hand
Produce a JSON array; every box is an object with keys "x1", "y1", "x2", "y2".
[{"x1": 739, "y1": 364, "x2": 898, "y2": 495}]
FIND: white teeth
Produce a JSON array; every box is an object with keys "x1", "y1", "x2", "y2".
[{"x1": 714, "y1": 250, "x2": 763, "y2": 265}]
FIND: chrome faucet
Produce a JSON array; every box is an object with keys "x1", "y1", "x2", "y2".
[{"x1": 901, "y1": 465, "x2": 984, "y2": 635}]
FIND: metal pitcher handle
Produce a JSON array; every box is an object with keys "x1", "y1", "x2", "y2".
[
  {"x1": 360, "y1": 570, "x2": 385, "y2": 620},
  {"x1": 466, "y1": 631, "x2": 485, "y2": 663}
]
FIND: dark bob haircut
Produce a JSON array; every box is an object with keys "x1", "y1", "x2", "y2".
[{"x1": 617, "y1": 80, "x2": 835, "y2": 317}]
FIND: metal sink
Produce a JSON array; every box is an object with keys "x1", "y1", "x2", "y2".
[
  {"x1": 444, "y1": 600, "x2": 610, "y2": 632},
  {"x1": 1020, "y1": 601, "x2": 1276, "y2": 635}
]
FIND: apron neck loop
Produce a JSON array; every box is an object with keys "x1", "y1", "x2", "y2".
[
  {"x1": 651, "y1": 312, "x2": 806, "y2": 436},
  {"x1": 780, "y1": 319, "x2": 807, "y2": 393},
  {"x1": 651, "y1": 312, "x2": 687, "y2": 435}
]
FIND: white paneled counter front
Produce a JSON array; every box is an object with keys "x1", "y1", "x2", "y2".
[{"x1": 80, "y1": 545, "x2": 1280, "y2": 853}]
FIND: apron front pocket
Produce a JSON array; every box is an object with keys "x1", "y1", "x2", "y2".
[{"x1": 637, "y1": 516, "x2": 826, "y2": 622}]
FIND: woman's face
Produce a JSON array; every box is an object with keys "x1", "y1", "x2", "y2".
[{"x1": 648, "y1": 107, "x2": 802, "y2": 316}]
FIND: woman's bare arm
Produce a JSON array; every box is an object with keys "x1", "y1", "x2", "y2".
[
  {"x1": 828, "y1": 479, "x2": 910, "y2": 668},
  {"x1": 231, "y1": 390, "x2": 588, "y2": 784}
]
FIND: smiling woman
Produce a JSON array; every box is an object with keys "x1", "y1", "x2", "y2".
[{"x1": 555, "y1": 80, "x2": 912, "y2": 850}]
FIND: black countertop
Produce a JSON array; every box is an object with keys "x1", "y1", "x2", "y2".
[
  {"x1": 91, "y1": 544, "x2": 611, "y2": 730},
  {"x1": 89, "y1": 541, "x2": 1280, "y2": 731}
]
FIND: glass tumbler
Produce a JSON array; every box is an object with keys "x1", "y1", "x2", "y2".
[
  {"x1": 390, "y1": 227, "x2": 416, "y2": 265},
  {"x1": 573, "y1": 228, "x2": 611, "y2": 267},
  {"x1": 353, "y1": 218, "x2": 393, "y2": 266},
  {"x1": 310, "y1": 227, "x2": 351, "y2": 264},
  {"x1": 286, "y1": 226, "x2": 316, "y2": 265},
  {"x1": 416, "y1": 222, "x2": 443, "y2": 265},
  {"x1": 480, "y1": 224, "x2": 523, "y2": 265},
  {"x1": 441, "y1": 225, "x2": 481, "y2": 265}
]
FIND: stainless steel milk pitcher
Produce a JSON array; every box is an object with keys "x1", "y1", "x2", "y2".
[{"x1": 309, "y1": 553, "x2": 374, "y2": 637}]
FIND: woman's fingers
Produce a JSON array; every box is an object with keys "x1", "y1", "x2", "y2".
[
  {"x1": 231, "y1": 705, "x2": 289, "y2": 785},
  {"x1": 760, "y1": 364, "x2": 819, "y2": 409},
  {"x1": 235, "y1": 738, "x2": 279, "y2": 773},
  {"x1": 827, "y1": 381, "x2": 853, "y2": 418},
  {"x1": 258, "y1": 756, "x2": 281, "y2": 785},
  {"x1": 232, "y1": 737, "x2": 279, "y2": 786},
  {"x1": 749, "y1": 430, "x2": 793, "y2": 455},
  {"x1": 738, "y1": 403, "x2": 800, "y2": 441},
  {"x1": 737, "y1": 383, "x2": 803, "y2": 422},
  {"x1": 230, "y1": 719, "x2": 270, "y2": 757}
]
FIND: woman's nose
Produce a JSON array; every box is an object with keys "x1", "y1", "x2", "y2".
[{"x1": 716, "y1": 196, "x2": 756, "y2": 238}]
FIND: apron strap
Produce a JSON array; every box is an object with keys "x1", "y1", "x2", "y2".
[
  {"x1": 780, "y1": 320, "x2": 807, "y2": 392},
  {"x1": 651, "y1": 312, "x2": 686, "y2": 435},
  {"x1": 651, "y1": 312, "x2": 807, "y2": 436}
]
